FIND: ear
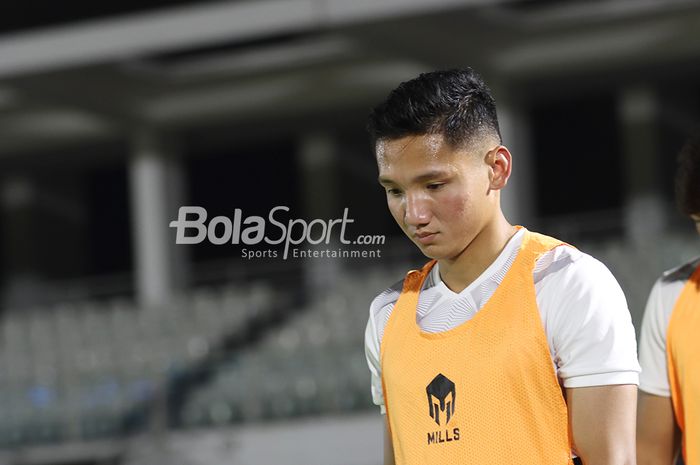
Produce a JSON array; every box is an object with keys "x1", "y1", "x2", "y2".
[{"x1": 486, "y1": 145, "x2": 512, "y2": 190}]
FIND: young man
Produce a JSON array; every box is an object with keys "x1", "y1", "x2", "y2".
[
  {"x1": 637, "y1": 129, "x2": 700, "y2": 465},
  {"x1": 363, "y1": 69, "x2": 640, "y2": 465}
]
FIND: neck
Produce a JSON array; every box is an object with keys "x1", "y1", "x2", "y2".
[{"x1": 437, "y1": 213, "x2": 517, "y2": 293}]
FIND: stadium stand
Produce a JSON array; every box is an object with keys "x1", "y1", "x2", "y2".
[{"x1": 0, "y1": 282, "x2": 278, "y2": 447}]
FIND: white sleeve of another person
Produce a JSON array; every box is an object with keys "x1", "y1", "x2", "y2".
[{"x1": 638, "y1": 278, "x2": 672, "y2": 397}]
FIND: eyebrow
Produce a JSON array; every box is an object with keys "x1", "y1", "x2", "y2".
[{"x1": 378, "y1": 170, "x2": 451, "y2": 185}]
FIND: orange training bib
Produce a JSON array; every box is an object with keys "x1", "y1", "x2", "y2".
[
  {"x1": 667, "y1": 263, "x2": 700, "y2": 465},
  {"x1": 380, "y1": 230, "x2": 573, "y2": 465}
]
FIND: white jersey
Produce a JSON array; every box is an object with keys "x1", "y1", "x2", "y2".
[
  {"x1": 638, "y1": 256, "x2": 700, "y2": 397},
  {"x1": 364, "y1": 228, "x2": 640, "y2": 414}
]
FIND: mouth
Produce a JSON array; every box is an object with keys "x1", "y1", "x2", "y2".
[{"x1": 414, "y1": 231, "x2": 438, "y2": 245}]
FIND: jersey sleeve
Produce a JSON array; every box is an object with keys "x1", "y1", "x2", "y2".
[
  {"x1": 638, "y1": 278, "x2": 671, "y2": 396},
  {"x1": 538, "y1": 251, "x2": 641, "y2": 388},
  {"x1": 364, "y1": 303, "x2": 386, "y2": 414},
  {"x1": 364, "y1": 280, "x2": 404, "y2": 414}
]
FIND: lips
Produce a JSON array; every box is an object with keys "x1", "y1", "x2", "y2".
[{"x1": 414, "y1": 231, "x2": 438, "y2": 244}]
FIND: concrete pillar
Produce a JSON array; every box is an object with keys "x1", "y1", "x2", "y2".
[
  {"x1": 618, "y1": 86, "x2": 665, "y2": 246},
  {"x1": 496, "y1": 93, "x2": 536, "y2": 227},
  {"x1": 0, "y1": 174, "x2": 87, "y2": 308},
  {"x1": 298, "y1": 133, "x2": 337, "y2": 219},
  {"x1": 297, "y1": 133, "x2": 341, "y2": 294},
  {"x1": 1, "y1": 176, "x2": 43, "y2": 307},
  {"x1": 129, "y1": 129, "x2": 188, "y2": 307}
]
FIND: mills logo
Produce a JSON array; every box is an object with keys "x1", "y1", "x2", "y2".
[
  {"x1": 427, "y1": 373, "x2": 456, "y2": 425},
  {"x1": 426, "y1": 373, "x2": 460, "y2": 445}
]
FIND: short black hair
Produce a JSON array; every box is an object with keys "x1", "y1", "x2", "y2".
[
  {"x1": 366, "y1": 68, "x2": 501, "y2": 149},
  {"x1": 676, "y1": 127, "x2": 700, "y2": 216}
]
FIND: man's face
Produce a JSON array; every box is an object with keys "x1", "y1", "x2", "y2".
[{"x1": 377, "y1": 134, "x2": 498, "y2": 260}]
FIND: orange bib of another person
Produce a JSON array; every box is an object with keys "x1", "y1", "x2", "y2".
[
  {"x1": 667, "y1": 263, "x2": 700, "y2": 465},
  {"x1": 380, "y1": 230, "x2": 573, "y2": 465}
]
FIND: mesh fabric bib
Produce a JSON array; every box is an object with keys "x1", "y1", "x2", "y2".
[
  {"x1": 667, "y1": 263, "x2": 700, "y2": 465},
  {"x1": 380, "y1": 230, "x2": 573, "y2": 464}
]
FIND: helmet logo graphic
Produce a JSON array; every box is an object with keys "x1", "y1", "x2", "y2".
[{"x1": 426, "y1": 373, "x2": 456, "y2": 425}]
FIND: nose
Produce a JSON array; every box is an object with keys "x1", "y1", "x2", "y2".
[{"x1": 404, "y1": 192, "x2": 431, "y2": 228}]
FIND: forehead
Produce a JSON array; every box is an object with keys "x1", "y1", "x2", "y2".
[{"x1": 376, "y1": 134, "x2": 459, "y2": 171}]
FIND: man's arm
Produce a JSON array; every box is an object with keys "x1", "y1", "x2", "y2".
[
  {"x1": 364, "y1": 287, "x2": 402, "y2": 465},
  {"x1": 384, "y1": 416, "x2": 395, "y2": 465},
  {"x1": 636, "y1": 391, "x2": 680, "y2": 465},
  {"x1": 567, "y1": 384, "x2": 637, "y2": 465},
  {"x1": 636, "y1": 276, "x2": 681, "y2": 465}
]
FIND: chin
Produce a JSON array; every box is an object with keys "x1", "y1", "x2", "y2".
[
  {"x1": 413, "y1": 243, "x2": 432, "y2": 257},
  {"x1": 415, "y1": 244, "x2": 444, "y2": 260}
]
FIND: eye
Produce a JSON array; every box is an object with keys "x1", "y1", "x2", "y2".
[
  {"x1": 386, "y1": 188, "x2": 403, "y2": 197},
  {"x1": 426, "y1": 183, "x2": 445, "y2": 191}
]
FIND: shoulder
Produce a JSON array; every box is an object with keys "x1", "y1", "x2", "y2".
[
  {"x1": 534, "y1": 243, "x2": 616, "y2": 291},
  {"x1": 647, "y1": 255, "x2": 700, "y2": 324},
  {"x1": 533, "y1": 243, "x2": 640, "y2": 387},
  {"x1": 637, "y1": 257, "x2": 699, "y2": 396},
  {"x1": 369, "y1": 278, "x2": 405, "y2": 322},
  {"x1": 369, "y1": 261, "x2": 439, "y2": 319},
  {"x1": 660, "y1": 255, "x2": 700, "y2": 285},
  {"x1": 535, "y1": 245, "x2": 629, "y2": 326},
  {"x1": 647, "y1": 255, "x2": 700, "y2": 316},
  {"x1": 523, "y1": 230, "x2": 597, "y2": 283}
]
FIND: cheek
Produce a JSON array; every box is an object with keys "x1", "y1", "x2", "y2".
[
  {"x1": 438, "y1": 192, "x2": 470, "y2": 220},
  {"x1": 387, "y1": 199, "x2": 405, "y2": 225}
]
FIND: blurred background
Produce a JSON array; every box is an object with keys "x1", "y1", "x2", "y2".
[{"x1": 0, "y1": 0, "x2": 699, "y2": 463}]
